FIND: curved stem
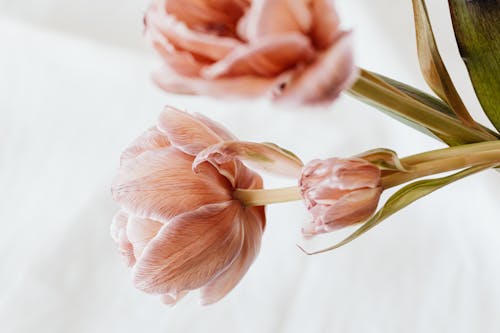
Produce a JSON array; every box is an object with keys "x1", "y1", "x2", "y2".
[
  {"x1": 234, "y1": 142, "x2": 500, "y2": 207},
  {"x1": 400, "y1": 140, "x2": 500, "y2": 165},
  {"x1": 233, "y1": 186, "x2": 301, "y2": 207},
  {"x1": 349, "y1": 69, "x2": 498, "y2": 143},
  {"x1": 382, "y1": 150, "x2": 500, "y2": 188},
  {"x1": 383, "y1": 141, "x2": 500, "y2": 188}
]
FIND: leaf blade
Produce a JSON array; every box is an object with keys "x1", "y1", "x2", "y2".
[
  {"x1": 448, "y1": 0, "x2": 500, "y2": 132},
  {"x1": 367, "y1": 71, "x2": 499, "y2": 141},
  {"x1": 349, "y1": 71, "x2": 497, "y2": 146},
  {"x1": 412, "y1": 0, "x2": 475, "y2": 125}
]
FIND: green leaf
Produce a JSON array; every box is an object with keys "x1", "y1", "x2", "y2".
[
  {"x1": 371, "y1": 72, "x2": 456, "y2": 118},
  {"x1": 300, "y1": 163, "x2": 495, "y2": 255},
  {"x1": 412, "y1": 0, "x2": 475, "y2": 125},
  {"x1": 354, "y1": 71, "x2": 459, "y2": 146},
  {"x1": 349, "y1": 70, "x2": 498, "y2": 146},
  {"x1": 448, "y1": 0, "x2": 500, "y2": 132},
  {"x1": 352, "y1": 89, "x2": 446, "y2": 142},
  {"x1": 368, "y1": 71, "x2": 499, "y2": 142}
]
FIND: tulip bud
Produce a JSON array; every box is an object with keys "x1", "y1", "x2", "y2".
[{"x1": 299, "y1": 157, "x2": 382, "y2": 237}]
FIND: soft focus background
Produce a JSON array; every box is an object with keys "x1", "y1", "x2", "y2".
[{"x1": 1, "y1": 1, "x2": 499, "y2": 332}]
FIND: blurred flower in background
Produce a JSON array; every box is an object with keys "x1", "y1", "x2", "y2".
[{"x1": 144, "y1": 0, "x2": 357, "y2": 104}]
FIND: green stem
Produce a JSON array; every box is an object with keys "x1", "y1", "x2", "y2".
[
  {"x1": 349, "y1": 69, "x2": 498, "y2": 143},
  {"x1": 233, "y1": 186, "x2": 301, "y2": 207},
  {"x1": 382, "y1": 151, "x2": 500, "y2": 188},
  {"x1": 383, "y1": 141, "x2": 500, "y2": 188},
  {"x1": 401, "y1": 140, "x2": 500, "y2": 165},
  {"x1": 234, "y1": 141, "x2": 500, "y2": 207}
]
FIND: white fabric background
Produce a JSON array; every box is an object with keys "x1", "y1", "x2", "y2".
[{"x1": 1, "y1": 1, "x2": 499, "y2": 332}]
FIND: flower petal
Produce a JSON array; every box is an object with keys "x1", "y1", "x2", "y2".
[
  {"x1": 146, "y1": 29, "x2": 207, "y2": 77},
  {"x1": 302, "y1": 158, "x2": 381, "y2": 193},
  {"x1": 145, "y1": 3, "x2": 242, "y2": 61},
  {"x1": 241, "y1": 0, "x2": 312, "y2": 40},
  {"x1": 193, "y1": 141, "x2": 304, "y2": 178},
  {"x1": 165, "y1": 0, "x2": 249, "y2": 33},
  {"x1": 356, "y1": 148, "x2": 412, "y2": 172},
  {"x1": 310, "y1": 0, "x2": 341, "y2": 49},
  {"x1": 157, "y1": 107, "x2": 224, "y2": 155},
  {"x1": 202, "y1": 33, "x2": 314, "y2": 78},
  {"x1": 133, "y1": 201, "x2": 245, "y2": 294},
  {"x1": 274, "y1": 31, "x2": 358, "y2": 105},
  {"x1": 110, "y1": 210, "x2": 136, "y2": 267},
  {"x1": 200, "y1": 206, "x2": 263, "y2": 305},
  {"x1": 157, "y1": 107, "x2": 256, "y2": 188},
  {"x1": 153, "y1": 66, "x2": 275, "y2": 97},
  {"x1": 162, "y1": 290, "x2": 189, "y2": 306},
  {"x1": 126, "y1": 216, "x2": 163, "y2": 260},
  {"x1": 306, "y1": 187, "x2": 382, "y2": 235},
  {"x1": 233, "y1": 160, "x2": 264, "y2": 192},
  {"x1": 120, "y1": 127, "x2": 170, "y2": 164},
  {"x1": 193, "y1": 113, "x2": 238, "y2": 141},
  {"x1": 110, "y1": 210, "x2": 128, "y2": 242},
  {"x1": 111, "y1": 147, "x2": 231, "y2": 223}
]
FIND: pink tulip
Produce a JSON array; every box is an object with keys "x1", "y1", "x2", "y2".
[
  {"x1": 110, "y1": 107, "x2": 266, "y2": 305},
  {"x1": 299, "y1": 157, "x2": 382, "y2": 237},
  {"x1": 144, "y1": 0, "x2": 357, "y2": 104}
]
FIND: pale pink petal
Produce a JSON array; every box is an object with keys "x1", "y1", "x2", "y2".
[
  {"x1": 162, "y1": 290, "x2": 189, "y2": 306},
  {"x1": 301, "y1": 158, "x2": 381, "y2": 194},
  {"x1": 194, "y1": 113, "x2": 238, "y2": 141},
  {"x1": 274, "y1": 31, "x2": 358, "y2": 105},
  {"x1": 157, "y1": 107, "x2": 223, "y2": 155},
  {"x1": 333, "y1": 162, "x2": 382, "y2": 189},
  {"x1": 200, "y1": 207, "x2": 263, "y2": 305},
  {"x1": 355, "y1": 148, "x2": 410, "y2": 173},
  {"x1": 158, "y1": 108, "x2": 246, "y2": 187},
  {"x1": 210, "y1": 158, "x2": 264, "y2": 199},
  {"x1": 193, "y1": 141, "x2": 304, "y2": 178},
  {"x1": 233, "y1": 160, "x2": 264, "y2": 192},
  {"x1": 110, "y1": 210, "x2": 136, "y2": 267},
  {"x1": 126, "y1": 216, "x2": 163, "y2": 260},
  {"x1": 145, "y1": 4, "x2": 242, "y2": 61},
  {"x1": 165, "y1": 0, "x2": 249, "y2": 33},
  {"x1": 310, "y1": 0, "x2": 341, "y2": 49},
  {"x1": 241, "y1": 0, "x2": 312, "y2": 40},
  {"x1": 202, "y1": 33, "x2": 314, "y2": 78},
  {"x1": 308, "y1": 187, "x2": 382, "y2": 234},
  {"x1": 146, "y1": 29, "x2": 207, "y2": 77},
  {"x1": 153, "y1": 65, "x2": 275, "y2": 97},
  {"x1": 300, "y1": 158, "x2": 381, "y2": 209},
  {"x1": 133, "y1": 201, "x2": 245, "y2": 294},
  {"x1": 235, "y1": 8, "x2": 252, "y2": 41},
  {"x1": 111, "y1": 147, "x2": 231, "y2": 223},
  {"x1": 110, "y1": 210, "x2": 129, "y2": 242},
  {"x1": 120, "y1": 127, "x2": 170, "y2": 164}
]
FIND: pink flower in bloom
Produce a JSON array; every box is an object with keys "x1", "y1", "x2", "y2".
[
  {"x1": 110, "y1": 107, "x2": 266, "y2": 305},
  {"x1": 299, "y1": 157, "x2": 382, "y2": 237},
  {"x1": 144, "y1": 0, "x2": 357, "y2": 104}
]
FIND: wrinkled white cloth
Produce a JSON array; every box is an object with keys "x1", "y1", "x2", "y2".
[{"x1": 1, "y1": 1, "x2": 499, "y2": 332}]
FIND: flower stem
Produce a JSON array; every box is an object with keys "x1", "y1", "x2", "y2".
[
  {"x1": 235, "y1": 142, "x2": 500, "y2": 207},
  {"x1": 400, "y1": 141, "x2": 500, "y2": 165},
  {"x1": 382, "y1": 142, "x2": 500, "y2": 188},
  {"x1": 348, "y1": 69, "x2": 498, "y2": 143},
  {"x1": 233, "y1": 186, "x2": 301, "y2": 207}
]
